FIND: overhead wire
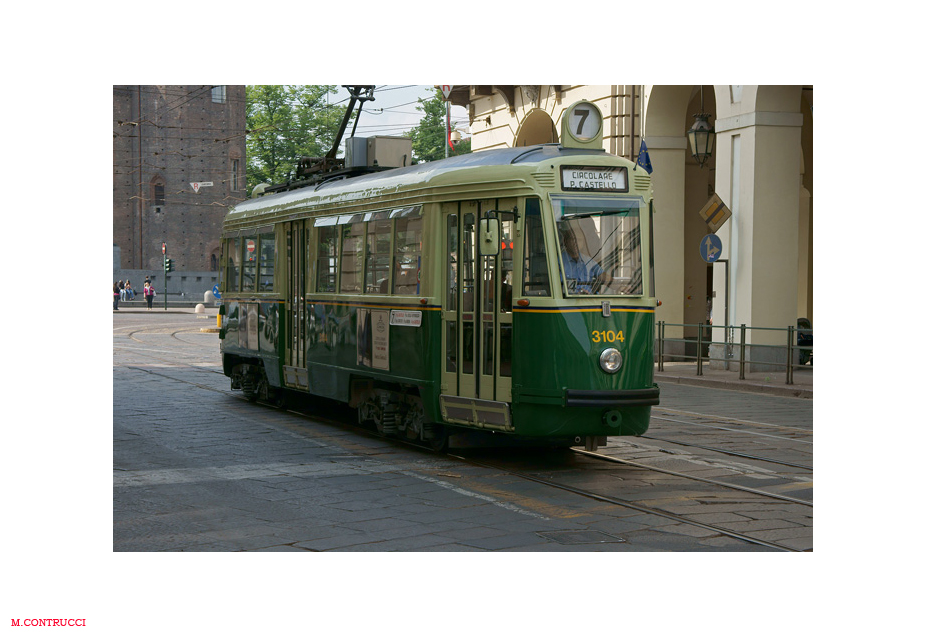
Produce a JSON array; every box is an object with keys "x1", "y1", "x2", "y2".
[{"x1": 114, "y1": 85, "x2": 469, "y2": 210}]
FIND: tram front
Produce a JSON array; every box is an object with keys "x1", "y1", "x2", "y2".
[{"x1": 512, "y1": 101, "x2": 660, "y2": 448}]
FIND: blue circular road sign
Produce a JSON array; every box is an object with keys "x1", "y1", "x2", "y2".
[{"x1": 700, "y1": 234, "x2": 722, "y2": 263}]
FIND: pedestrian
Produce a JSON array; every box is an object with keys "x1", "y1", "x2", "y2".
[
  {"x1": 125, "y1": 280, "x2": 134, "y2": 301},
  {"x1": 113, "y1": 282, "x2": 120, "y2": 310},
  {"x1": 118, "y1": 280, "x2": 126, "y2": 301},
  {"x1": 144, "y1": 281, "x2": 155, "y2": 310}
]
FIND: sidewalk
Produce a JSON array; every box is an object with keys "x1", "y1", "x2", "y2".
[
  {"x1": 655, "y1": 361, "x2": 812, "y2": 399},
  {"x1": 113, "y1": 301, "x2": 219, "y2": 314}
]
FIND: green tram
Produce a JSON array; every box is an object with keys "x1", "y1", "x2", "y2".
[{"x1": 218, "y1": 100, "x2": 660, "y2": 451}]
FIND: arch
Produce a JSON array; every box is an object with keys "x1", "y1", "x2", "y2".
[
  {"x1": 754, "y1": 85, "x2": 802, "y2": 112},
  {"x1": 149, "y1": 173, "x2": 166, "y2": 207},
  {"x1": 206, "y1": 240, "x2": 221, "y2": 272},
  {"x1": 644, "y1": 85, "x2": 692, "y2": 136},
  {"x1": 643, "y1": 85, "x2": 721, "y2": 359},
  {"x1": 514, "y1": 109, "x2": 558, "y2": 147}
]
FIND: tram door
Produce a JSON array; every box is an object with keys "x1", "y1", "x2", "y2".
[
  {"x1": 284, "y1": 221, "x2": 308, "y2": 387},
  {"x1": 441, "y1": 200, "x2": 516, "y2": 430}
]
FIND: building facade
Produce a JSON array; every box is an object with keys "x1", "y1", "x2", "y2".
[
  {"x1": 448, "y1": 85, "x2": 813, "y2": 368},
  {"x1": 113, "y1": 85, "x2": 247, "y2": 274}
]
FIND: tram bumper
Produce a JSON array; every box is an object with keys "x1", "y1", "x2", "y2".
[
  {"x1": 510, "y1": 385, "x2": 659, "y2": 438},
  {"x1": 564, "y1": 387, "x2": 660, "y2": 408}
]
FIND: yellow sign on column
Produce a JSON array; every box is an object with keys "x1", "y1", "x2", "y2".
[{"x1": 698, "y1": 194, "x2": 732, "y2": 233}]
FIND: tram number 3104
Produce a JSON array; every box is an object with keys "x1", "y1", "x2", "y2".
[{"x1": 591, "y1": 330, "x2": 625, "y2": 344}]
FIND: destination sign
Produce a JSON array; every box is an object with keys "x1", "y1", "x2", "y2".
[{"x1": 561, "y1": 166, "x2": 628, "y2": 192}]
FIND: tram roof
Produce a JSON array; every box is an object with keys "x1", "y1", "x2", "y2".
[{"x1": 227, "y1": 144, "x2": 616, "y2": 220}]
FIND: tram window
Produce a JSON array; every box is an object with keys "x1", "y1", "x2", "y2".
[
  {"x1": 365, "y1": 220, "x2": 392, "y2": 293},
  {"x1": 461, "y1": 212, "x2": 476, "y2": 311},
  {"x1": 446, "y1": 321, "x2": 457, "y2": 372},
  {"x1": 340, "y1": 222, "x2": 365, "y2": 293},
  {"x1": 446, "y1": 214, "x2": 458, "y2": 311},
  {"x1": 258, "y1": 233, "x2": 275, "y2": 292},
  {"x1": 242, "y1": 235, "x2": 257, "y2": 292},
  {"x1": 316, "y1": 225, "x2": 339, "y2": 292},
  {"x1": 500, "y1": 324, "x2": 512, "y2": 377},
  {"x1": 522, "y1": 198, "x2": 550, "y2": 296},
  {"x1": 553, "y1": 196, "x2": 643, "y2": 296},
  {"x1": 227, "y1": 238, "x2": 240, "y2": 292},
  {"x1": 500, "y1": 213, "x2": 515, "y2": 312},
  {"x1": 483, "y1": 323, "x2": 494, "y2": 376},
  {"x1": 393, "y1": 216, "x2": 422, "y2": 295}
]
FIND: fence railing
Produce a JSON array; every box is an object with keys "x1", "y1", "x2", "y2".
[{"x1": 655, "y1": 321, "x2": 813, "y2": 385}]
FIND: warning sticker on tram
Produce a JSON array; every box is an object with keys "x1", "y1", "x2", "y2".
[
  {"x1": 390, "y1": 310, "x2": 422, "y2": 327},
  {"x1": 560, "y1": 166, "x2": 628, "y2": 192}
]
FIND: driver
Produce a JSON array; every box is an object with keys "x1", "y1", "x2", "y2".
[{"x1": 560, "y1": 228, "x2": 610, "y2": 294}]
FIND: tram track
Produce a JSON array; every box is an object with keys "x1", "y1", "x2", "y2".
[
  {"x1": 653, "y1": 408, "x2": 813, "y2": 434},
  {"x1": 572, "y1": 448, "x2": 812, "y2": 506},
  {"x1": 447, "y1": 451, "x2": 806, "y2": 552},
  {"x1": 638, "y1": 433, "x2": 813, "y2": 471}
]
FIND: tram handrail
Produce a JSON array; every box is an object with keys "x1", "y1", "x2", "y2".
[{"x1": 655, "y1": 321, "x2": 812, "y2": 385}]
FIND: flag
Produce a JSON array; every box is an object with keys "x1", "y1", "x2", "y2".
[{"x1": 636, "y1": 139, "x2": 652, "y2": 174}]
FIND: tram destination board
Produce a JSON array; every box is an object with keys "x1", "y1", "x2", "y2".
[{"x1": 560, "y1": 165, "x2": 628, "y2": 192}]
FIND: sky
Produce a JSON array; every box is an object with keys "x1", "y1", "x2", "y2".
[{"x1": 329, "y1": 84, "x2": 470, "y2": 141}]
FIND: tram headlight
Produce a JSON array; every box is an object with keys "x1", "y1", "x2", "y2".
[{"x1": 599, "y1": 348, "x2": 622, "y2": 373}]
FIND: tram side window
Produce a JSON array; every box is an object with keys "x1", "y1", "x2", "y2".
[
  {"x1": 258, "y1": 233, "x2": 275, "y2": 292},
  {"x1": 522, "y1": 198, "x2": 550, "y2": 296},
  {"x1": 242, "y1": 236, "x2": 257, "y2": 292},
  {"x1": 227, "y1": 238, "x2": 240, "y2": 292},
  {"x1": 340, "y1": 222, "x2": 365, "y2": 293},
  {"x1": 365, "y1": 220, "x2": 392, "y2": 293},
  {"x1": 393, "y1": 216, "x2": 422, "y2": 295},
  {"x1": 316, "y1": 225, "x2": 339, "y2": 292}
]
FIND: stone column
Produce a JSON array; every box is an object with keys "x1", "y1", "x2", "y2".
[
  {"x1": 714, "y1": 109, "x2": 803, "y2": 371},
  {"x1": 647, "y1": 136, "x2": 688, "y2": 359}
]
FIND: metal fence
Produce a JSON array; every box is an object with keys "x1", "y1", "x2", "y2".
[{"x1": 655, "y1": 321, "x2": 813, "y2": 385}]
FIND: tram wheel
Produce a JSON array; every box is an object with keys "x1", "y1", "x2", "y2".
[{"x1": 427, "y1": 425, "x2": 449, "y2": 453}]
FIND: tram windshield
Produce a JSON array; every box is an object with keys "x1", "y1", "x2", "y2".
[{"x1": 551, "y1": 195, "x2": 643, "y2": 296}]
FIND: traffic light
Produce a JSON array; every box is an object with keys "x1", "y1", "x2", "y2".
[{"x1": 164, "y1": 258, "x2": 174, "y2": 272}]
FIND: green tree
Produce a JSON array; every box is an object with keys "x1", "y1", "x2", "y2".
[
  {"x1": 406, "y1": 87, "x2": 471, "y2": 163},
  {"x1": 245, "y1": 85, "x2": 347, "y2": 192}
]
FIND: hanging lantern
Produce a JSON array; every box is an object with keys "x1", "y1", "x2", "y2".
[{"x1": 687, "y1": 112, "x2": 715, "y2": 168}]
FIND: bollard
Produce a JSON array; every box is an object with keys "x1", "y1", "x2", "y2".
[
  {"x1": 195, "y1": 303, "x2": 206, "y2": 318},
  {"x1": 657, "y1": 321, "x2": 664, "y2": 371},
  {"x1": 696, "y1": 323, "x2": 703, "y2": 376},
  {"x1": 739, "y1": 324, "x2": 747, "y2": 380}
]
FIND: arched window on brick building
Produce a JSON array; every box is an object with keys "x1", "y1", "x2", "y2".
[
  {"x1": 150, "y1": 175, "x2": 166, "y2": 213},
  {"x1": 230, "y1": 149, "x2": 242, "y2": 193}
]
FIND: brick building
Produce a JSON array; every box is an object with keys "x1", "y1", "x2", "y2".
[{"x1": 113, "y1": 85, "x2": 247, "y2": 273}]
